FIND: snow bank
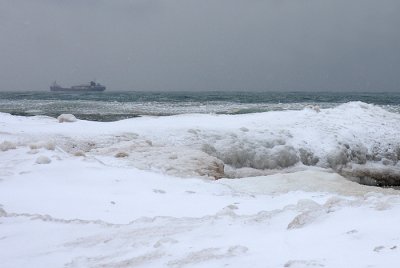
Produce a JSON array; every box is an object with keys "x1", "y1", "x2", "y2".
[{"x1": 1, "y1": 103, "x2": 400, "y2": 267}]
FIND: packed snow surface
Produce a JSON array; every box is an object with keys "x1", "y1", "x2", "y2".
[{"x1": 1, "y1": 102, "x2": 400, "y2": 267}]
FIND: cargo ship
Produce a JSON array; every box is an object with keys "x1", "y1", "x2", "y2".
[{"x1": 50, "y1": 81, "x2": 106, "y2": 92}]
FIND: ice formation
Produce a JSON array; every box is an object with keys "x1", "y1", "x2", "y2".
[{"x1": 2, "y1": 102, "x2": 400, "y2": 184}]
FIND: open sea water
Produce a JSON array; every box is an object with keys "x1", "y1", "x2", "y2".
[{"x1": 1, "y1": 91, "x2": 400, "y2": 122}]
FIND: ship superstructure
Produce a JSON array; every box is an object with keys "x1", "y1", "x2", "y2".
[{"x1": 50, "y1": 81, "x2": 106, "y2": 92}]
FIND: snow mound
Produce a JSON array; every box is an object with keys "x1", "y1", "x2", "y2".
[
  {"x1": 57, "y1": 114, "x2": 77, "y2": 123},
  {"x1": 0, "y1": 141, "x2": 16, "y2": 151},
  {"x1": 35, "y1": 155, "x2": 51, "y2": 164},
  {"x1": 29, "y1": 141, "x2": 55, "y2": 151}
]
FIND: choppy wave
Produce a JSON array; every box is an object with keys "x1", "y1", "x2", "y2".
[
  {"x1": 0, "y1": 92, "x2": 400, "y2": 121},
  {"x1": 1, "y1": 91, "x2": 400, "y2": 121},
  {"x1": 0, "y1": 99, "x2": 341, "y2": 121}
]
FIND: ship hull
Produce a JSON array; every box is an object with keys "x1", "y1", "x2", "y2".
[{"x1": 50, "y1": 86, "x2": 106, "y2": 92}]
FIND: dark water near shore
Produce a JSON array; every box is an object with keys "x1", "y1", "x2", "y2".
[{"x1": 1, "y1": 91, "x2": 400, "y2": 121}]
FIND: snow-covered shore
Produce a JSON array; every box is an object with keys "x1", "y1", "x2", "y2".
[{"x1": 1, "y1": 102, "x2": 400, "y2": 267}]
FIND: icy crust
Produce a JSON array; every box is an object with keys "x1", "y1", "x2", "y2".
[
  {"x1": 1, "y1": 101, "x2": 400, "y2": 185},
  {"x1": 2, "y1": 193, "x2": 400, "y2": 268}
]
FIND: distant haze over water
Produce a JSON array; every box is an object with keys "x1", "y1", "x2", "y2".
[{"x1": 0, "y1": 0, "x2": 399, "y2": 91}]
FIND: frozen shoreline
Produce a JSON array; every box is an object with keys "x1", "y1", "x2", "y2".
[
  {"x1": 2, "y1": 101, "x2": 400, "y2": 184},
  {"x1": 1, "y1": 102, "x2": 400, "y2": 267}
]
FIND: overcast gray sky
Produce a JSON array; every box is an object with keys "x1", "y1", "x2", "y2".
[{"x1": 0, "y1": 0, "x2": 399, "y2": 91}]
